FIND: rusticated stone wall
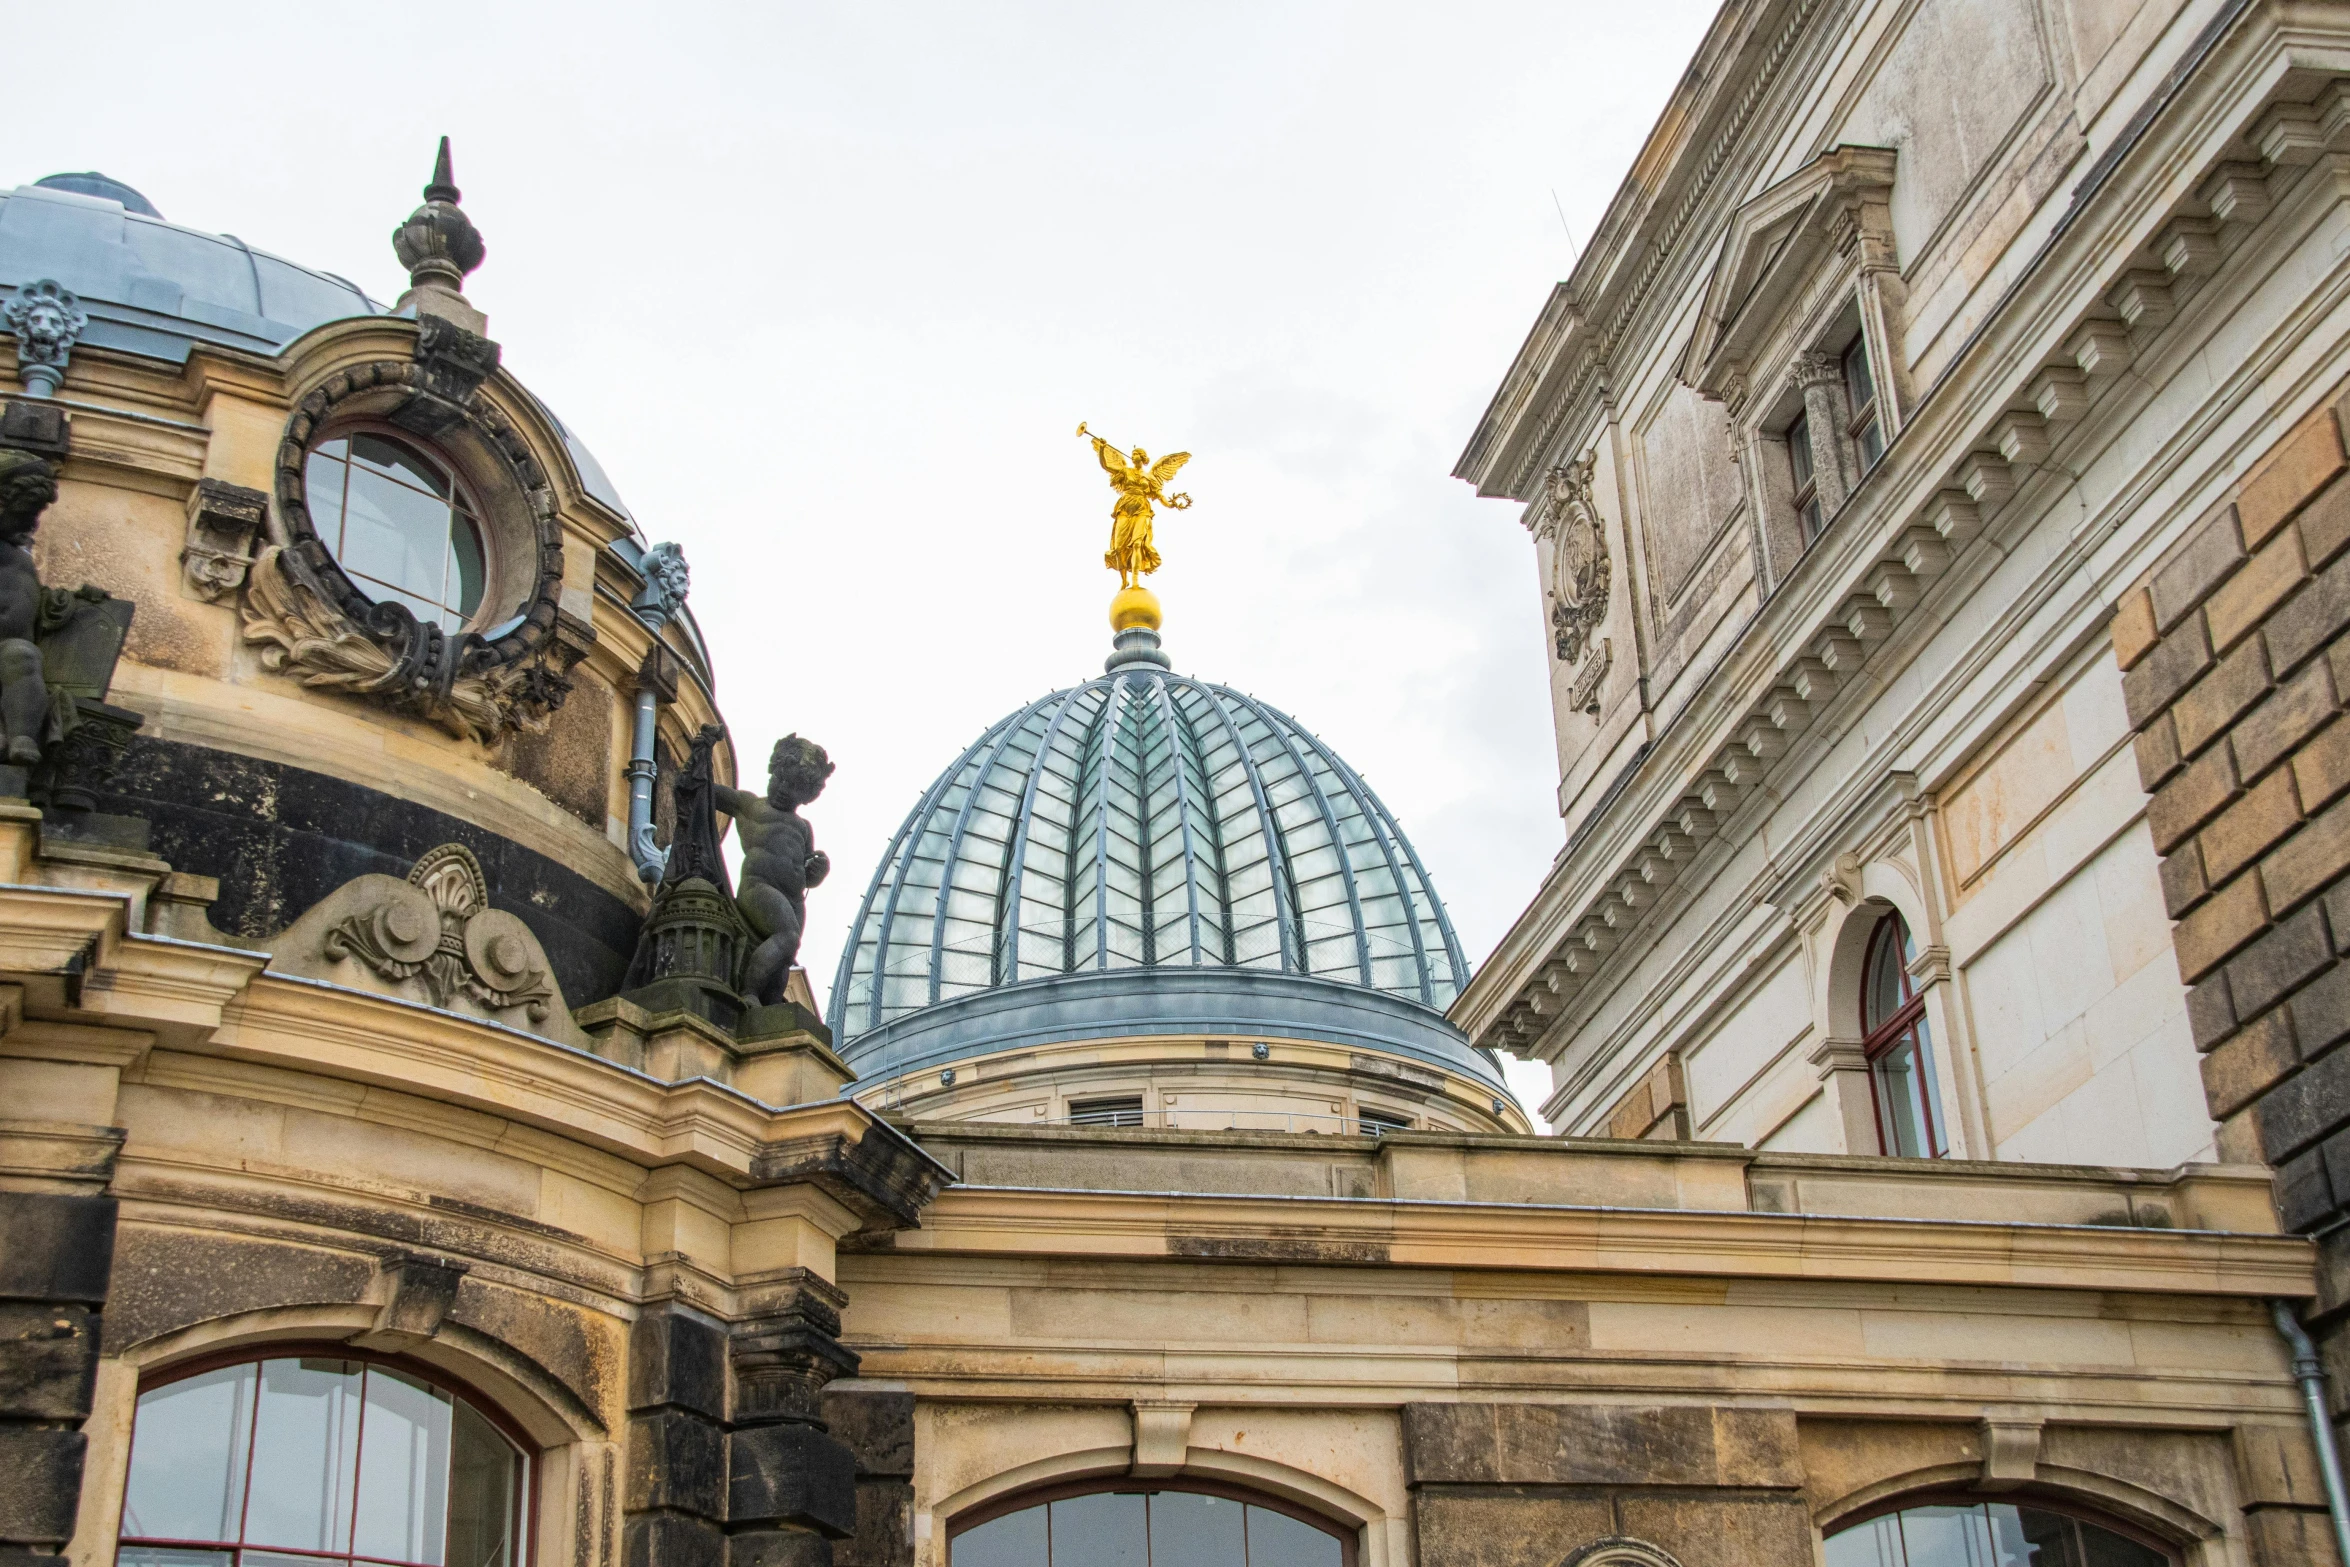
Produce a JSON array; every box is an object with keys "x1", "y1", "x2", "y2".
[
  {"x1": 1400, "y1": 1403, "x2": 1815, "y2": 1567},
  {"x1": 2112, "y1": 383, "x2": 2350, "y2": 1415}
]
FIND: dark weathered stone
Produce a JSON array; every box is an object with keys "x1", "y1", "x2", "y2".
[
  {"x1": 632, "y1": 1305, "x2": 729, "y2": 1420},
  {"x1": 627, "y1": 1410, "x2": 727, "y2": 1519},
  {"x1": 2296, "y1": 962, "x2": 2350, "y2": 1056},
  {"x1": 820, "y1": 1388, "x2": 915, "y2": 1479},
  {"x1": 0, "y1": 1428, "x2": 85, "y2": 1546},
  {"x1": 0, "y1": 1195, "x2": 115, "y2": 1304},
  {"x1": 728, "y1": 1422, "x2": 858, "y2": 1538},
  {"x1": 102, "y1": 1227, "x2": 371, "y2": 1355},
  {"x1": 98, "y1": 736, "x2": 639, "y2": 1006},
  {"x1": 726, "y1": 1528, "x2": 833, "y2": 1567},
  {"x1": 2277, "y1": 1146, "x2": 2337, "y2": 1231},
  {"x1": 0, "y1": 1305, "x2": 96, "y2": 1422},
  {"x1": 2228, "y1": 904, "x2": 2333, "y2": 1019},
  {"x1": 625, "y1": 1512, "x2": 725, "y2": 1567},
  {"x1": 2257, "y1": 1041, "x2": 2350, "y2": 1166},
  {"x1": 0, "y1": 401, "x2": 69, "y2": 459},
  {"x1": 833, "y1": 1479, "x2": 911, "y2": 1567},
  {"x1": 1613, "y1": 1493, "x2": 1819, "y2": 1567}
]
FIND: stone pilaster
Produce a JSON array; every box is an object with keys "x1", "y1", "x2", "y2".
[
  {"x1": 0, "y1": 1190, "x2": 118, "y2": 1567},
  {"x1": 727, "y1": 1276, "x2": 860, "y2": 1567},
  {"x1": 625, "y1": 1304, "x2": 730, "y2": 1567}
]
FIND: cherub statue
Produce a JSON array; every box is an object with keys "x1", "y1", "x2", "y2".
[
  {"x1": 1078, "y1": 422, "x2": 1191, "y2": 588},
  {"x1": 716, "y1": 734, "x2": 834, "y2": 1007},
  {"x1": 0, "y1": 452, "x2": 59, "y2": 765}
]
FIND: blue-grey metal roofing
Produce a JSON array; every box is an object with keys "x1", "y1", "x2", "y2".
[
  {"x1": 831, "y1": 650, "x2": 1488, "y2": 1084},
  {"x1": 0, "y1": 176, "x2": 640, "y2": 526}
]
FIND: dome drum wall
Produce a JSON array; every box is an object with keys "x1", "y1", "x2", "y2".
[{"x1": 833, "y1": 639, "x2": 1518, "y2": 1132}]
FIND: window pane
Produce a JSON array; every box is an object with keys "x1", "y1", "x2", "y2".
[
  {"x1": 444, "y1": 1400, "x2": 517, "y2": 1567},
  {"x1": 117, "y1": 1550, "x2": 232, "y2": 1567},
  {"x1": 353, "y1": 1369, "x2": 451, "y2": 1565},
  {"x1": 1148, "y1": 1492, "x2": 1245, "y2": 1567},
  {"x1": 339, "y1": 470, "x2": 455, "y2": 612},
  {"x1": 1856, "y1": 415, "x2": 1884, "y2": 469},
  {"x1": 1864, "y1": 919, "x2": 1909, "y2": 1029},
  {"x1": 1875, "y1": 1035, "x2": 1933, "y2": 1157},
  {"x1": 1844, "y1": 339, "x2": 1875, "y2": 409},
  {"x1": 1897, "y1": 1503, "x2": 1997, "y2": 1566},
  {"x1": 1051, "y1": 1493, "x2": 1147, "y2": 1567},
  {"x1": 350, "y1": 434, "x2": 450, "y2": 500},
  {"x1": 447, "y1": 520, "x2": 485, "y2": 621},
  {"x1": 1789, "y1": 416, "x2": 1814, "y2": 486},
  {"x1": 243, "y1": 1358, "x2": 362, "y2": 1553},
  {"x1": 1245, "y1": 1505, "x2": 1342, "y2": 1567},
  {"x1": 305, "y1": 453, "x2": 348, "y2": 548},
  {"x1": 1824, "y1": 1516, "x2": 1901, "y2": 1567},
  {"x1": 1800, "y1": 497, "x2": 1823, "y2": 541},
  {"x1": 953, "y1": 1505, "x2": 1047, "y2": 1567},
  {"x1": 122, "y1": 1365, "x2": 257, "y2": 1543}
]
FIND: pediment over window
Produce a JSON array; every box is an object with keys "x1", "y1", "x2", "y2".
[{"x1": 1686, "y1": 145, "x2": 1899, "y2": 399}]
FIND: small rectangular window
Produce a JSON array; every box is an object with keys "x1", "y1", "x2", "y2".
[
  {"x1": 1843, "y1": 337, "x2": 1883, "y2": 471},
  {"x1": 1069, "y1": 1095, "x2": 1144, "y2": 1128},
  {"x1": 1788, "y1": 413, "x2": 1823, "y2": 543},
  {"x1": 1359, "y1": 1108, "x2": 1412, "y2": 1137}
]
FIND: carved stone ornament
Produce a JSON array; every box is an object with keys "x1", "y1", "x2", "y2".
[
  {"x1": 182, "y1": 479, "x2": 270, "y2": 602},
  {"x1": 1541, "y1": 451, "x2": 1612, "y2": 668},
  {"x1": 1561, "y1": 1540, "x2": 1685, "y2": 1567},
  {"x1": 3, "y1": 280, "x2": 89, "y2": 399},
  {"x1": 633, "y1": 541, "x2": 690, "y2": 629},
  {"x1": 245, "y1": 324, "x2": 590, "y2": 742},
  {"x1": 1567, "y1": 636, "x2": 1612, "y2": 715},
  {"x1": 271, "y1": 841, "x2": 589, "y2": 1046}
]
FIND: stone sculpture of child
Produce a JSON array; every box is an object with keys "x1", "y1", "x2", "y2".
[
  {"x1": 715, "y1": 734, "x2": 834, "y2": 1008},
  {"x1": 0, "y1": 451, "x2": 59, "y2": 766}
]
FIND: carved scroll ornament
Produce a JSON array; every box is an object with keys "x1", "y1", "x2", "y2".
[
  {"x1": 318, "y1": 843, "x2": 556, "y2": 1021},
  {"x1": 240, "y1": 546, "x2": 557, "y2": 744},
  {"x1": 1540, "y1": 452, "x2": 1613, "y2": 670}
]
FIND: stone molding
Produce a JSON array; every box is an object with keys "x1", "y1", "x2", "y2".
[{"x1": 1130, "y1": 1401, "x2": 1196, "y2": 1477}]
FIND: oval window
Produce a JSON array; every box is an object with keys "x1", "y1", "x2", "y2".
[
  {"x1": 305, "y1": 432, "x2": 487, "y2": 633},
  {"x1": 116, "y1": 1355, "x2": 526, "y2": 1567},
  {"x1": 1826, "y1": 1498, "x2": 2173, "y2": 1566},
  {"x1": 951, "y1": 1485, "x2": 1347, "y2": 1566}
]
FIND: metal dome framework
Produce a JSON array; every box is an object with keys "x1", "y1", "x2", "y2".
[{"x1": 831, "y1": 666, "x2": 1469, "y2": 1043}]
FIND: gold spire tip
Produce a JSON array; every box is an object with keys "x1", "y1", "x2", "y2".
[{"x1": 1110, "y1": 583, "x2": 1161, "y2": 632}]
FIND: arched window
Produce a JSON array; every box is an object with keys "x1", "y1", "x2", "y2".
[
  {"x1": 951, "y1": 1483, "x2": 1349, "y2": 1566},
  {"x1": 1825, "y1": 1497, "x2": 2175, "y2": 1565},
  {"x1": 305, "y1": 431, "x2": 487, "y2": 633},
  {"x1": 116, "y1": 1355, "x2": 527, "y2": 1567},
  {"x1": 1862, "y1": 911, "x2": 1945, "y2": 1157}
]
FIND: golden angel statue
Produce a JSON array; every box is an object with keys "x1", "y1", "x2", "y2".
[{"x1": 1079, "y1": 422, "x2": 1192, "y2": 587}]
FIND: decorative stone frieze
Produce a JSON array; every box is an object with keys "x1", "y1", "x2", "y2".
[{"x1": 270, "y1": 841, "x2": 584, "y2": 1044}]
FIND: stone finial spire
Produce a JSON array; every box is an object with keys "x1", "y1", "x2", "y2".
[{"x1": 392, "y1": 137, "x2": 488, "y2": 335}]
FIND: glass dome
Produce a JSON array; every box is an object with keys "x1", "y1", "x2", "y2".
[{"x1": 830, "y1": 632, "x2": 1470, "y2": 1051}]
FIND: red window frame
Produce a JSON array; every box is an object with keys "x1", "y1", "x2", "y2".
[
  {"x1": 1861, "y1": 912, "x2": 1944, "y2": 1158},
  {"x1": 117, "y1": 1345, "x2": 536, "y2": 1567}
]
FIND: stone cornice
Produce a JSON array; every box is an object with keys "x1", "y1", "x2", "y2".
[{"x1": 887, "y1": 1183, "x2": 2310, "y2": 1297}]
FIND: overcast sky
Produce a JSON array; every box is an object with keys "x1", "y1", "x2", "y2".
[{"x1": 17, "y1": 1, "x2": 1717, "y2": 1118}]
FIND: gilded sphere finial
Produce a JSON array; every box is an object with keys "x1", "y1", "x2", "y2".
[{"x1": 1110, "y1": 583, "x2": 1161, "y2": 632}]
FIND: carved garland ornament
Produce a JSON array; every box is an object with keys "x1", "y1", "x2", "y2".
[
  {"x1": 323, "y1": 842, "x2": 555, "y2": 1021},
  {"x1": 1532, "y1": 451, "x2": 1614, "y2": 714},
  {"x1": 243, "y1": 319, "x2": 586, "y2": 743}
]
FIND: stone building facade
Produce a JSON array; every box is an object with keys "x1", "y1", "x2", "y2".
[{"x1": 2, "y1": 8, "x2": 2349, "y2": 1567}]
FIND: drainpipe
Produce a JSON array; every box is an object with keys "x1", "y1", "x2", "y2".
[
  {"x1": 626, "y1": 543, "x2": 690, "y2": 884},
  {"x1": 2271, "y1": 1298, "x2": 2350, "y2": 1566}
]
